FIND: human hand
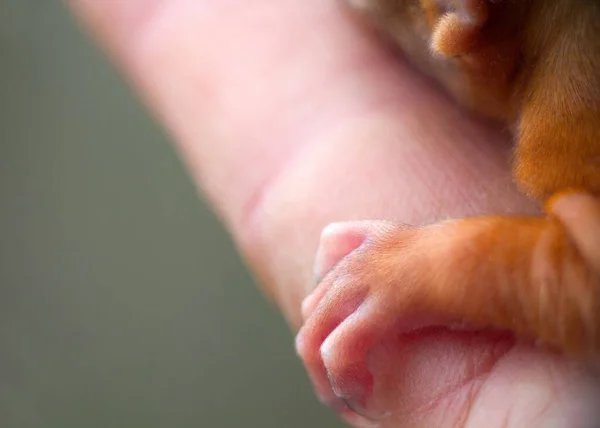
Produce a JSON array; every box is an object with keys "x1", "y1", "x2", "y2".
[{"x1": 68, "y1": 0, "x2": 600, "y2": 426}]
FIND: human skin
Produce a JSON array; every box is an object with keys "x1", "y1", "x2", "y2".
[{"x1": 67, "y1": 0, "x2": 600, "y2": 426}]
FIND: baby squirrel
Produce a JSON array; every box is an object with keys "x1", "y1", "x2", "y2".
[{"x1": 296, "y1": 0, "x2": 600, "y2": 423}]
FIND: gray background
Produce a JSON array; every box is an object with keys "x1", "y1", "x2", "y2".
[{"x1": 0, "y1": 1, "x2": 344, "y2": 427}]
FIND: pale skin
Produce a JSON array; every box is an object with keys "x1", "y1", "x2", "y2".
[{"x1": 68, "y1": 0, "x2": 600, "y2": 427}]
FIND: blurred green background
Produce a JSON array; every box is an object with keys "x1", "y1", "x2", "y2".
[{"x1": 0, "y1": 1, "x2": 344, "y2": 427}]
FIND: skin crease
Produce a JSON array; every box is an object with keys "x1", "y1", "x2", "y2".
[
  {"x1": 295, "y1": 0, "x2": 600, "y2": 425},
  {"x1": 66, "y1": 0, "x2": 600, "y2": 427}
]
